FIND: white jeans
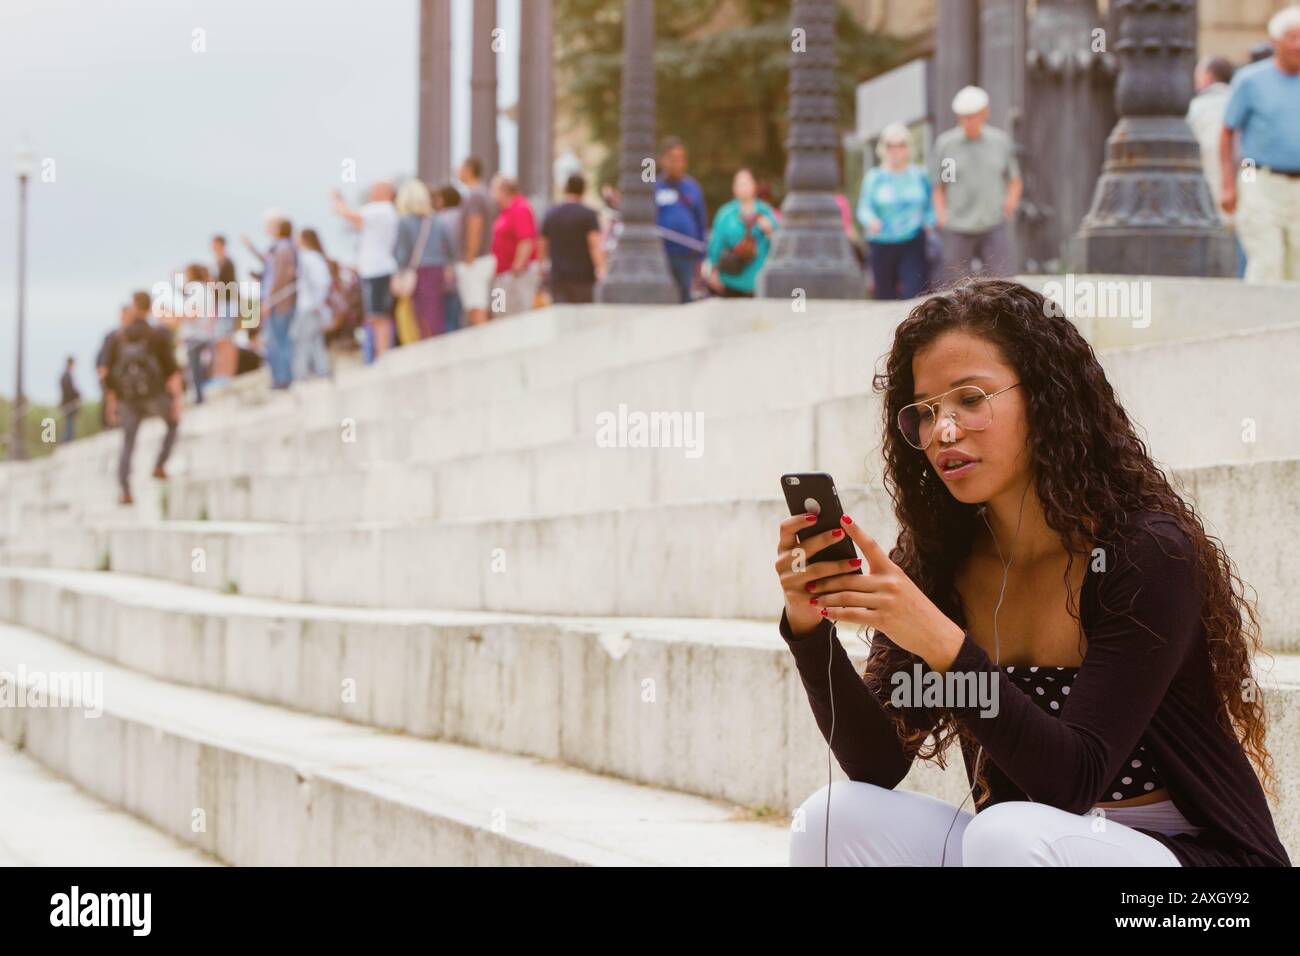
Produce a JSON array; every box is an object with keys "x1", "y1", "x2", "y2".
[{"x1": 790, "y1": 781, "x2": 1187, "y2": 866}]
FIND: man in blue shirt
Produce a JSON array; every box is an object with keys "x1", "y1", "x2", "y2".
[
  {"x1": 654, "y1": 137, "x2": 708, "y2": 303},
  {"x1": 1220, "y1": 6, "x2": 1300, "y2": 282}
]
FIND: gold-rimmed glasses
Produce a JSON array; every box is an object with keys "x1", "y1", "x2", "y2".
[{"x1": 897, "y1": 382, "x2": 1021, "y2": 450}]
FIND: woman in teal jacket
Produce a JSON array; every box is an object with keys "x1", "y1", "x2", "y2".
[
  {"x1": 705, "y1": 169, "x2": 780, "y2": 297},
  {"x1": 857, "y1": 123, "x2": 936, "y2": 300}
]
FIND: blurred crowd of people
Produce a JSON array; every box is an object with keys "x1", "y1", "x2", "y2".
[{"x1": 62, "y1": 6, "x2": 1297, "y2": 508}]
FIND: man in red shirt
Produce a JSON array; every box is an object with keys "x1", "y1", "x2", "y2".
[{"x1": 489, "y1": 175, "x2": 541, "y2": 317}]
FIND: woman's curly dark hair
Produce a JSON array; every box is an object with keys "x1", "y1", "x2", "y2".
[{"x1": 865, "y1": 277, "x2": 1276, "y2": 807}]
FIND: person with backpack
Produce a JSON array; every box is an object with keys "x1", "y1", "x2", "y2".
[
  {"x1": 704, "y1": 168, "x2": 778, "y2": 298},
  {"x1": 96, "y1": 304, "x2": 134, "y2": 429},
  {"x1": 101, "y1": 290, "x2": 182, "y2": 505}
]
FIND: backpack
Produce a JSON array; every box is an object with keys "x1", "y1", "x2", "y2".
[{"x1": 113, "y1": 326, "x2": 163, "y2": 402}]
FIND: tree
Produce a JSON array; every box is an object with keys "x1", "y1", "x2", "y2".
[
  {"x1": 0, "y1": 395, "x2": 103, "y2": 459},
  {"x1": 555, "y1": 0, "x2": 907, "y2": 213}
]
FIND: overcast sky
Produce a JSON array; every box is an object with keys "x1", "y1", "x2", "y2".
[{"x1": 0, "y1": 0, "x2": 520, "y2": 403}]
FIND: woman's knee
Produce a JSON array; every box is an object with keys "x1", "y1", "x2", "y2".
[
  {"x1": 961, "y1": 801, "x2": 1063, "y2": 866},
  {"x1": 788, "y1": 780, "x2": 901, "y2": 866}
]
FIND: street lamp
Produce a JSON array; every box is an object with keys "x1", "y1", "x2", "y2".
[
  {"x1": 755, "y1": 0, "x2": 863, "y2": 300},
  {"x1": 1071, "y1": 0, "x2": 1234, "y2": 275},
  {"x1": 10, "y1": 142, "x2": 35, "y2": 461},
  {"x1": 595, "y1": 0, "x2": 678, "y2": 304}
]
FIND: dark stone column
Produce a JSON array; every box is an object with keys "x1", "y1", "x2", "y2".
[
  {"x1": 756, "y1": 0, "x2": 862, "y2": 300},
  {"x1": 1071, "y1": 0, "x2": 1234, "y2": 275},
  {"x1": 470, "y1": 0, "x2": 499, "y2": 179},
  {"x1": 596, "y1": 0, "x2": 678, "y2": 305},
  {"x1": 931, "y1": 0, "x2": 980, "y2": 135},
  {"x1": 979, "y1": 0, "x2": 1027, "y2": 273},
  {"x1": 979, "y1": 0, "x2": 1024, "y2": 134},
  {"x1": 518, "y1": 0, "x2": 555, "y2": 205},
  {"x1": 417, "y1": 0, "x2": 453, "y2": 186},
  {"x1": 1021, "y1": 0, "x2": 1116, "y2": 272}
]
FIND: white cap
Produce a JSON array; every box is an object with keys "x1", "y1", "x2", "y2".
[
  {"x1": 1267, "y1": 5, "x2": 1300, "y2": 40},
  {"x1": 951, "y1": 85, "x2": 990, "y2": 116}
]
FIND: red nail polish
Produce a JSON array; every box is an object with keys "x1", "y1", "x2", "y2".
[
  {"x1": 849, "y1": 558, "x2": 862, "y2": 567},
  {"x1": 805, "y1": 513, "x2": 817, "y2": 522},
  {"x1": 831, "y1": 529, "x2": 843, "y2": 538},
  {"x1": 820, "y1": 609, "x2": 829, "y2": 617},
  {"x1": 841, "y1": 515, "x2": 853, "y2": 525},
  {"x1": 805, "y1": 583, "x2": 816, "y2": 592},
  {"x1": 809, "y1": 597, "x2": 818, "y2": 605}
]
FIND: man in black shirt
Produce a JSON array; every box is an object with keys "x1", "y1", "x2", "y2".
[
  {"x1": 539, "y1": 174, "x2": 606, "y2": 304},
  {"x1": 58, "y1": 356, "x2": 81, "y2": 443},
  {"x1": 100, "y1": 290, "x2": 183, "y2": 505}
]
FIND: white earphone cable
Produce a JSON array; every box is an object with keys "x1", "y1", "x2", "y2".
[{"x1": 939, "y1": 478, "x2": 1031, "y2": 865}]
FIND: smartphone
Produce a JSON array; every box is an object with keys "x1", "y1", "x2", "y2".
[{"x1": 780, "y1": 472, "x2": 863, "y2": 573}]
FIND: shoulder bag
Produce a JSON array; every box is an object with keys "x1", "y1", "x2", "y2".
[
  {"x1": 717, "y1": 213, "x2": 758, "y2": 276},
  {"x1": 390, "y1": 215, "x2": 434, "y2": 299}
]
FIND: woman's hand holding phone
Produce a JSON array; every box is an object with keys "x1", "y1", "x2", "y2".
[
  {"x1": 775, "y1": 512, "x2": 865, "y2": 638},
  {"x1": 776, "y1": 511, "x2": 967, "y2": 669}
]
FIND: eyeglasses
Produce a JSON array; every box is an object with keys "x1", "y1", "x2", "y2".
[{"x1": 897, "y1": 382, "x2": 1021, "y2": 450}]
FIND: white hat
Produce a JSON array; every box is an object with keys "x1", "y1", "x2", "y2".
[
  {"x1": 951, "y1": 85, "x2": 990, "y2": 116},
  {"x1": 1268, "y1": 5, "x2": 1300, "y2": 40}
]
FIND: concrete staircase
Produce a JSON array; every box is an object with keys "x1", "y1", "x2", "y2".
[
  {"x1": 1, "y1": 276, "x2": 1297, "y2": 865},
  {"x1": 0, "y1": 739, "x2": 219, "y2": 866}
]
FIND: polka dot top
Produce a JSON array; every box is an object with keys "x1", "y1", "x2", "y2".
[{"x1": 1003, "y1": 664, "x2": 1165, "y2": 802}]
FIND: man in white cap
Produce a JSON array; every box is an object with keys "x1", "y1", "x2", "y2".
[{"x1": 928, "y1": 85, "x2": 1022, "y2": 284}]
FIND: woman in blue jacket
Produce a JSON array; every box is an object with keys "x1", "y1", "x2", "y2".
[
  {"x1": 858, "y1": 124, "x2": 936, "y2": 300},
  {"x1": 705, "y1": 169, "x2": 780, "y2": 298}
]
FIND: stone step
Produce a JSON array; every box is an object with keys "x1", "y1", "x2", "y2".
[
  {"x1": 0, "y1": 298, "x2": 893, "y2": 536},
  {"x1": 0, "y1": 621, "x2": 790, "y2": 866},
  {"x1": 5, "y1": 316, "x2": 1297, "y2": 542},
  {"x1": 12, "y1": 280, "x2": 1295, "y2": 483},
  {"x1": 0, "y1": 566, "x2": 875, "y2": 811},
  {"x1": 2, "y1": 572, "x2": 1296, "y2": 862},
  {"x1": 0, "y1": 741, "x2": 221, "y2": 866},
  {"x1": 147, "y1": 331, "x2": 1300, "y2": 523},
  {"x1": 3, "y1": 299, "x2": 891, "y2": 486},
  {"x1": 49, "y1": 275, "x2": 1300, "y2": 465},
  {"x1": 16, "y1": 459, "x2": 1300, "y2": 651}
]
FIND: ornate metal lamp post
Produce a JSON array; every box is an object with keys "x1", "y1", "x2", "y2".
[
  {"x1": 756, "y1": 0, "x2": 862, "y2": 300},
  {"x1": 596, "y1": 0, "x2": 678, "y2": 304},
  {"x1": 417, "y1": 0, "x2": 453, "y2": 185},
  {"x1": 1021, "y1": 0, "x2": 1116, "y2": 272},
  {"x1": 1071, "y1": 0, "x2": 1234, "y2": 275},
  {"x1": 9, "y1": 143, "x2": 34, "y2": 462},
  {"x1": 518, "y1": 0, "x2": 555, "y2": 206},
  {"x1": 470, "y1": 0, "x2": 499, "y2": 180}
]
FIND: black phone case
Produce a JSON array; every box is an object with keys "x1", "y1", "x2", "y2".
[{"x1": 780, "y1": 472, "x2": 862, "y2": 572}]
